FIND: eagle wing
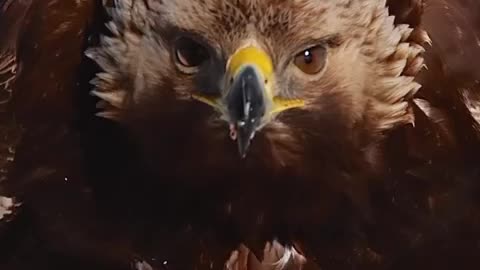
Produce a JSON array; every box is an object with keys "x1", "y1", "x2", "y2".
[
  {"x1": 386, "y1": 0, "x2": 480, "y2": 169},
  {"x1": 0, "y1": 0, "x2": 99, "y2": 197},
  {"x1": 415, "y1": 0, "x2": 480, "y2": 151},
  {"x1": 0, "y1": 0, "x2": 32, "y2": 223},
  {"x1": 422, "y1": 0, "x2": 480, "y2": 143},
  {"x1": 0, "y1": 1, "x2": 136, "y2": 269}
]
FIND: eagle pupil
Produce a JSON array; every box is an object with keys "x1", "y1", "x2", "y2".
[
  {"x1": 303, "y1": 50, "x2": 313, "y2": 64},
  {"x1": 175, "y1": 37, "x2": 209, "y2": 68}
]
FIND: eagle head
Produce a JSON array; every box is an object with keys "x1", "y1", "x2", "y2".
[{"x1": 86, "y1": 0, "x2": 425, "y2": 176}]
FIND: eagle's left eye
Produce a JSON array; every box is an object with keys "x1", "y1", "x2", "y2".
[
  {"x1": 293, "y1": 45, "x2": 327, "y2": 75},
  {"x1": 174, "y1": 37, "x2": 210, "y2": 72}
]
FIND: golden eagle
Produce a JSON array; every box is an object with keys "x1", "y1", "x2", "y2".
[{"x1": 1, "y1": 0, "x2": 480, "y2": 269}]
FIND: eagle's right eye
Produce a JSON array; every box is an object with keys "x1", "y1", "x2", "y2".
[
  {"x1": 174, "y1": 37, "x2": 210, "y2": 71},
  {"x1": 293, "y1": 45, "x2": 327, "y2": 75}
]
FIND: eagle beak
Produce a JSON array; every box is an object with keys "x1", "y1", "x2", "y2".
[
  {"x1": 227, "y1": 46, "x2": 276, "y2": 158},
  {"x1": 226, "y1": 64, "x2": 266, "y2": 158},
  {"x1": 192, "y1": 45, "x2": 305, "y2": 158}
]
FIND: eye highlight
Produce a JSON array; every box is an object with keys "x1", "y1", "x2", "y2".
[
  {"x1": 174, "y1": 36, "x2": 210, "y2": 72},
  {"x1": 293, "y1": 45, "x2": 327, "y2": 75}
]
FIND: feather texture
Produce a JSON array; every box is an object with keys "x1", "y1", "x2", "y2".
[{"x1": 0, "y1": 0, "x2": 479, "y2": 270}]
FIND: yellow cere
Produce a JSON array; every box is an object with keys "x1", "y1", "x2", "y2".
[
  {"x1": 227, "y1": 45, "x2": 275, "y2": 101},
  {"x1": 227, "y1": 46, "x2": 274, "y2": 79}
]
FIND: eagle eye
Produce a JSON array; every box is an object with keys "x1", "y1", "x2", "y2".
[
  {"x1": 174, "y1": 37, "x2": 210, "y2": 72},
  {"x1": 293, "y1": 45, "x2": 327, "y2": 75}
]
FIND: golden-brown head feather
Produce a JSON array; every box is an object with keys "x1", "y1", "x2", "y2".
[{"x1": 87, "y1": 0, "x2": 427, "y2": 171}]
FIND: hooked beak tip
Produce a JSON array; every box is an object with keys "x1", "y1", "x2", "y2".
[
  {"x1": 230, "y1": 122, "x2": 256, "y2": 159},
  {"x1": 238, "y1": 139, "x2": 251, "y2": 159},
  {"x1": 238, "y1": 142, "x2": 251, "y2": 159},
  {"x1": 226, "y1": 64, "x2": 265, "y2": 159}
]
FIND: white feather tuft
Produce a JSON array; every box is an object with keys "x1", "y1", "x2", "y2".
[
  {"x1": 91, "y1": 90, "x2": 126, "y2": 108},
  {"x1": 0, "y1": 196, "x2": 21, "y2": 221}
]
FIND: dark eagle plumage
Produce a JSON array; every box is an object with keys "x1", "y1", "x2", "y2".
[{"x1": 1, "y1": 0, "x2": 480, "y2": 269}]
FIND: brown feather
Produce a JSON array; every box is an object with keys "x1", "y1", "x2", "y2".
[{"x1": 0, "y1": 1, "x2": 479, "y2": 270}]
